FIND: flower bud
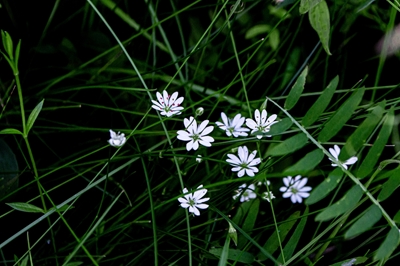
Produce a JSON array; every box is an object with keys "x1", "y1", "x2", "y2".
[{"x1": 195, "y1": 107, "x2": 204, "y2": 117}]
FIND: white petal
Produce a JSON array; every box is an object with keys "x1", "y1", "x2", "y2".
[
  {"x1": 237, "y1": 169, "x2": 245, "y2": 177},
  {"x1": 260, "y1": 109, "x2": 267, "y2": 124},
  {"x1": 247, "y1": 150, "x2": 257, "y2": 162},
  {"x1": 266, "y1": 114, "x2": 277, "y2": 125},
  {"x1": 245, "y1": 169, "x2": 255, "y2": 177},
  {"x1": 246, "y1": 119, "x2": 257, "y2": 130},
  {"x1": 177, "y1": 131, "x2": 191, "y2": 141},
  {"x1": 221, "y1": 112, "x2": 229, "y2": 126},
  {"x1": 186, "y1": 140, "x2": 195, "y2": 151},
  {"x1": 196, "y1": 203, "x2": 209, "y2": 210},
  {"x1": 254, "y1": 109, "x2": 261, "y2": 124},
  {"x1": 197, "y1": 120, "x2": 209, "y2": 134},
  {"x1": 200, "y1": 125, "x2": 214, "y2": 136},
  {"x1": 345, "y1": 156, "x2": 358, "y2": 165},
  {"x1": 189, "y1": 206, "x2": 200, "y2": 216}
]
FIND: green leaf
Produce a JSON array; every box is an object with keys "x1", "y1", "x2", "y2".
[
  {"x1": 245, "y1": 24, "x2": 271, "y2": 39},
  {"x1": 26, "y1": 99, "x2": 44, "y2": 135},
  {"x1": 309, "y1": 0, "x2": 331, "y2": 55},
  {"x1": 374, "y1": 226, "x2": 400, "y2": 261},
  {"x1": 393, "y1": 210, "x2": 400, "y2": 224},
  {"x1": 258, "y1": 211, "x2": 300, "y2": 261},
  {"x1": 238, "y1": 199, "x2": 259, "y2": 249},
  {"x1": 299, "y1": 0, "x2": 323, "y2": 14},
  {"x1": 0, "y1": 128, "x2": 23, "y2": 135},
  {"x1": 302, "y1": 75, "x2": 338, "y2": 127},
  {"x1": 284, "y1": 66, "x2": 308, "y2": 111},
  {"x1": 345, "y1": 205, "x2": 382, "y2": 239},
  {"x1": 210, "y1": 248, "x2": 255, "y2": 264},
  {"x1": 329, "y1": 257, "x2": 368, "y2": 266},
  {"x1": 269, "y1": 29, "x2": 280, "y2": 51},
  {"x1": 20, "y1": 255, "x2": 29, "y2": 266},
  {"x1": 306, "y1": 168, "x2": 343, "y2": 205},
  {"x1": 6, "y1": 202, "x2": 44, "y2": 213},
  {"x1": 283, "y1": 149, "x2": 324, "y2": 176},
  {"x1": 267, "y1": 133, "x2": 308, "y2": 156},
  {"x1": 48, "y1": 204, "x2": 75, "y2": 213},
  {"x1": 277, "y1": 207, "x2": 308, "y2": 262},
  {"x1": 357, "y1": 108, "x2": 395, "y2": 178},
  {"x1": 340, "y1": 101, "x2": 385, "y2": 160},
  {"x1": 315, "y1": 185, "x2": 363, "y2": 221},
  {"x1": 318, "y1": 87, "x2": 365, "y2": 143},
  {"x1": 218, "y1": 234, "x2": 230, "y2": 266},
  {"x1": 1, "y1": 30, "x2": 14, "y2": 60},
  {"x1": 268, "y1": 117, "x2": 293, "y2": 136},
  {"x1": 378, "y1": 167, "x2": 400, "y2": 201},
  {"x1": 0, "y1": 139, "x2": 19, "y2": 199}
]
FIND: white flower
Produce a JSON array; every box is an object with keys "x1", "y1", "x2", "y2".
[
  {"x1": 262, "y1": 191, "x2": 275, "y2": 202},
  {"x1": 151, "y1": 90, "x2": 184, "y2": 117},
  {"x1": 196, "y1": 155, "x2": 202, "y2": 163},
  {"x1": 215, "y1": 112, "x2": 250, "y2": 137},
  {"x1": 233, "y1": 184, "x2": 257, "y2": 202},
  {"x1": 108, "y1": 129, "x2": 126, "y2": 147},
  {"x1": 226, "y1": 146, "x2": 261, "y2": 177},
  {"x1": 178, "y1": 185, "x2": 209, "y2": 216},
  {"x1": 328, "y1": 145, "x2": 358, "y2": 170},
  {"x1": 245, "y1": 109, "x2": 278, "y2": 139},
  {"x1": 279, "y1": 175, "x2": 312, "y2": 204},
  {"x1": 177, "y1": 117, "x2": 214, "y2": 151}
]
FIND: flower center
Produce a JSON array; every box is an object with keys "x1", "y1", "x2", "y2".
[
  {"x1": 188, "y1": 198, "x2": 196, "y2": 207},
  {"x1": 290, "y1": 186, "x2": 298, "y2": 194},
  {"x1": 192, "y1": 134, "x2": 200, "y2": 141},
  {"x1": 240, "y1": 163, "x2": 249, "y2": 169}
]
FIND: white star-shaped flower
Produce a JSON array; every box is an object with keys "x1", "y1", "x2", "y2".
[
  {"x1": 328, "y1": 145, "x2": 358, "y2": 170},
  {"x1": 178, "y1": 185, "x2": 209, "y2": 216},
  {"x1": 108, "y1": 129, "x2": 126, "y2": 147},
  {"x1": 262, "y1": 191, "x2": 275, "y2": 202},
  {"x1": 246, "y1": 109, "x2": 278, "y2": 139},
  {"x1": 215, "y1": 112, "x2": 250, "y2": 137},
  {"x1": 226, "y1": 146, "x2": 261, "y2": 177},
  {"x1": 279, "y1": 175, "x2": 312, "y2": 204},
  {"x1": 177, "y1": 116, "x2": 214, "y2": 151},
  {"x1": 151, "y1": 90, "x2": 184, "y2": 117},
  {"x1": 233, "y1": 184, "x2": 257, "y2": 202}
]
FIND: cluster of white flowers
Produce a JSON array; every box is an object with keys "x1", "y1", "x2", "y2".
[{"x1": 106, "y1": 91, "x2": 359, "y2": 216}]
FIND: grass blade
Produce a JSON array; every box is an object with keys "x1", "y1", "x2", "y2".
[{"x1": 284, "y1": 66, "x2": 308, "y2": 111}]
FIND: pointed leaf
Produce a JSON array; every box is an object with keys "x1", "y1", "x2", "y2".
[
  {"x1": 218, "y1": 234, "x2": 230, "y2": 266},
  {"x1": 357, "y1": 108, "x2": 395, "y2": 178},
  {"x1": 6, "y1": 202, "x2": 44, "y2": 213},
  {"x1": 268, "y1": 117, "x2": 292, "y2": 136},
  {"x1": 238, "y1": 199, "x2": 259, "y2": 249},
  {"x1": 258, "y1": 211, "x2": 300, "y2": 261},
  {"x1": 374, "y1": 226, "x2": 400, "y2": 261},
  {"x1": 309, "y1": 0, "x2": 331, "y2": 55},
  {"x1": 393, "y1": 210, "x2": 400, "y2": 224},
  {"x1": 0, "y1": 128, "x2": 23, "y2": 135},
  {"x1": 284, "y1": 66, "x2": 308, "y2": 111},
  {"x1": 315, "y1": 185, "x2": 363, "y2": 221},
  {"x1": 278, "y1": 207, "x2": 308, "y2": 262},
  {"x1": 302, "y1": 75, "x2": 338, "y2": 127},
  {"x1": 340, "y1": 101, "x2": 385, "y2": 160},
  {"x1": 345, "y1": 205, "x2": 382, "y2": 239},
  {"x1": 283, "y1": 149, "x2": 324, "y2": 176},
  {"x1": 306, "y1": 168, "x2": 343, "y2": 205},
  {"x1": 267, "y1": 133, "x2": 308, "y2": 156},
  {"x1": 378, "y1": 167, "x2": 400, "y2": 201},
  {"x1": 299, "y1": 0, "x2": 323, "y2": 14},
  {"x1": 26, "y1": 99, "x2": 44, "y2": 134},
  {"x1": 318, "y1": 87, "x2": 365, "y2": 143},
  {"x1": 48, "y1": 204, "x2": 75, "y2": 213}
]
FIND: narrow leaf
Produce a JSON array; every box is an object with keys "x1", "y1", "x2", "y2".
[
  {"x1": 283, "y1": 149, "x2": 324, "y2": 176},
  {"x1": 258, "y1": 211, "x2": 300, "y2": 261},
  {"x1": 268, "y1": 117, "x2": 292, "y2": 136},
  {"x1": 6, "y1": 202, "x2": 44, "y2": 213},
  {"x1": 309, "y1": 0, "x2": 332, "y2": 55},
  {"x1": 374, "y1": 226, "x2": 400, "y2": 261},
  {"x1": 278, "y1": 207, "x2": 308, "y2": 262},
  {"x1": 393, "y1": 210, "x2": 400, "y2": 224},
  {"x1": 48, "y1": 204, "x2": 75, "y2": 213},
  {"x1": 329, "y1": 257, "x2": 368, "y2": 266},
  {"x1": 340, "y1": 101, "x2": 385, "y2": 160},
  {"x1": 267, "y1": 133, "x2": 308, "y2": 156},
  {"x1": 318, "y1": 87, "x2": 365, "y2": 143},
  {"x1": 378, "y1": 167, "x2": 400, "y2": 201},
  {"x1": 299, "y1": 0, "x2": 323, "y2": 14},
  {"x1": 284, "y1": 66, "x2": 308, "y2": 111},
  {"x1": 357, "y1": 108, "x2": 395, "y2": 178},
  {"x1": 306, "y1": 168, "x2": 343, "y2": 205},
  {"x1": 345, "y1": 205, "x2": 382, "y2": 239},
  {"x1": 218, "y1": 234, "x2": 230, "y2": 266},
  {"x1": 0, "y1": 128, "x2": 23, "y2": 135},
  {"x1": 238, "y1": 199, "x2": 259, "y2": 249},
  {"x1": 302, "y1": 75, "x2": 338, "y2": 127},
  {"x1": 315, "y1": 185, "x2": 363, "y2": 221},
  {"x1": 26, "y1": 99, "x2": 44, "y2": 134},
  {"x1": 245, "y1": 24, "x2": 270, "y2": 39}
]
